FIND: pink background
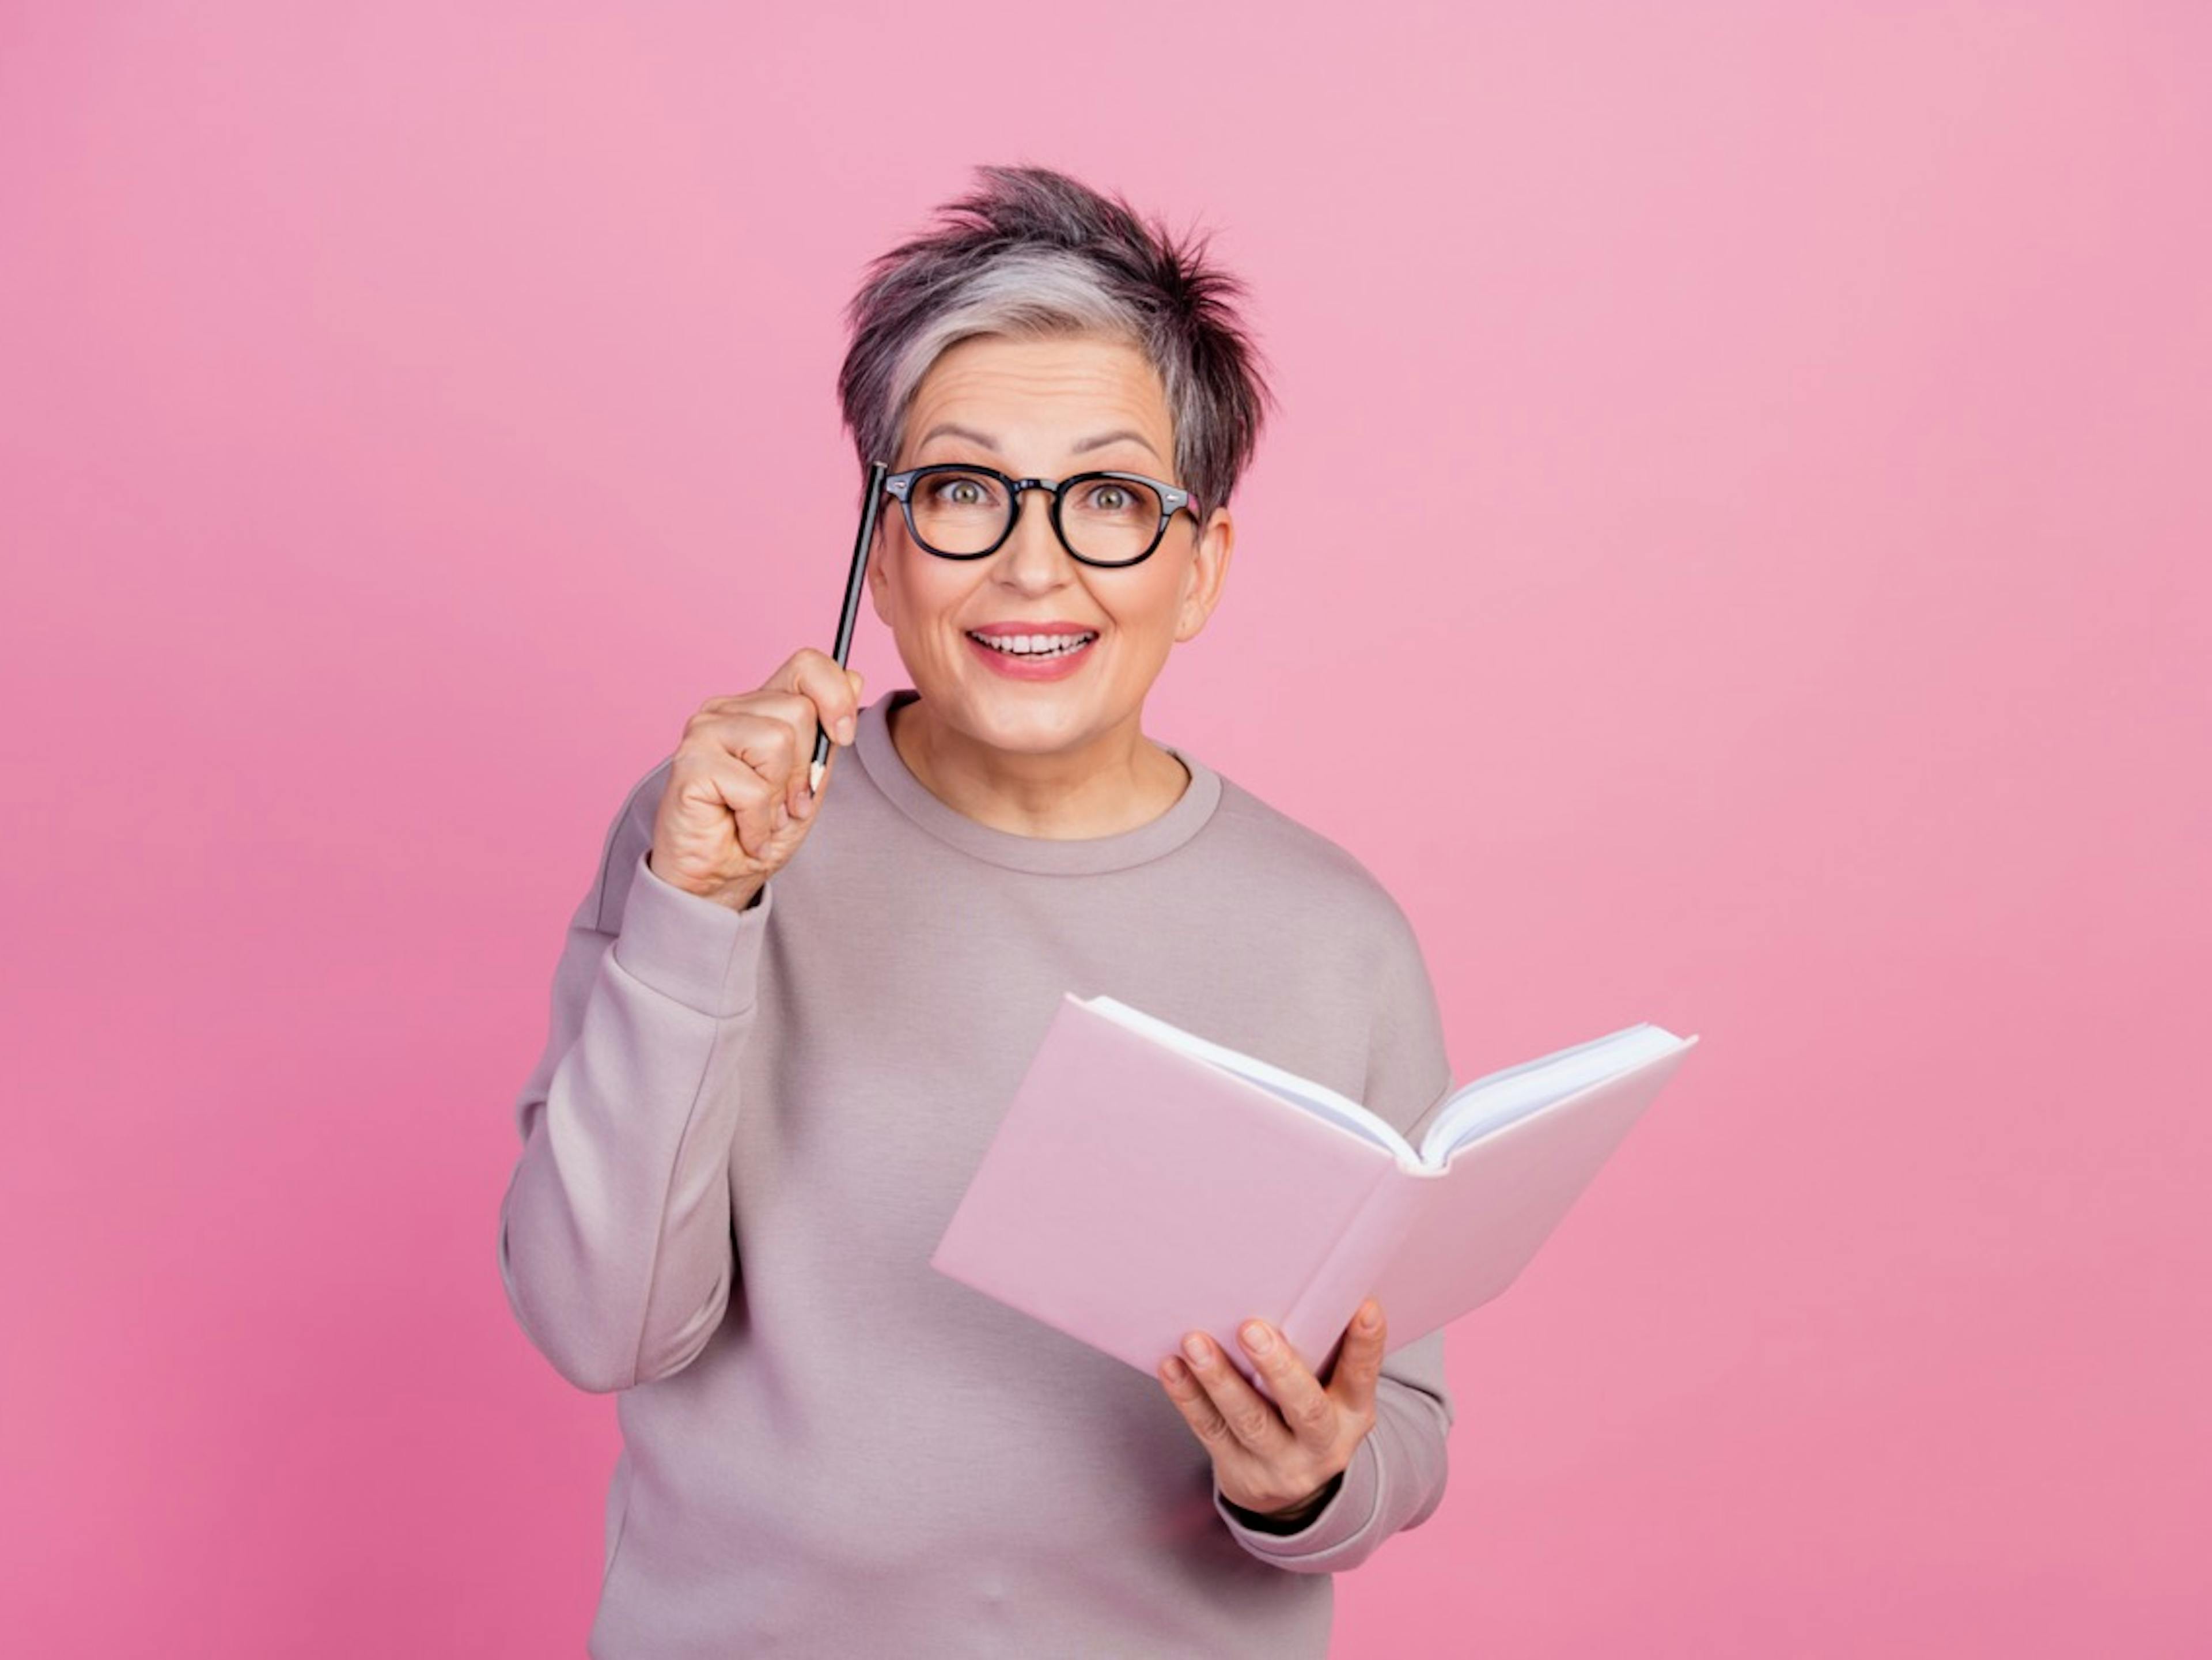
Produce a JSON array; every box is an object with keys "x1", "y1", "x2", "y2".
[{"x1": 5, "y1": 3, "x2": 2206, "y2": 1655}]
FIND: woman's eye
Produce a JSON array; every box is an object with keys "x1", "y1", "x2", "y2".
[
  {"x1": 1084, "y1": 485, "x2": 1131, "y2": 512},
  {"x1": 929, "y1": 476, "x2": 995, "y2": 506}
]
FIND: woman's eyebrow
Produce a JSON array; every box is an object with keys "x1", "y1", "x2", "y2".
[
  {"x1": 915, "y1": 422, "x2": 1001, "y2": 455},
  {"x1": 1071, "y1": 428, "x2": 1161, "y2": 461},
  {"x1": 915, "y1": 423, "x2": 1162, "y2": 464}
]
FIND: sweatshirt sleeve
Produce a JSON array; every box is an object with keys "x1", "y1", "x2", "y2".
[
  {"x1": 1215, "y1": 884, "x2": 1459, "y2": 1571},
  {"x1": 496, "y1": 759, "x2": 774, "y2": 1394}
]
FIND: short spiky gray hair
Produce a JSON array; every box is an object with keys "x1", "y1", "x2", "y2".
[{"x1": 837, "y1": 165, "x2": 1274, "y2": 524}]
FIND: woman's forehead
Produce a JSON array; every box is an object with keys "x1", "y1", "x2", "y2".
[{"x1": 904, "y1": 334, "x2": 1172, "y2": 459}]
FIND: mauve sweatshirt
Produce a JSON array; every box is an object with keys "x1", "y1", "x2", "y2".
[{"x1": 498, "y1": 687, "x2": 1458, "y2": 1658}]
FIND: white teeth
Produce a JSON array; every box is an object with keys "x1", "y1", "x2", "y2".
[{"x1": 970, "y1": 631, "x2": 1096, "y2": 657}]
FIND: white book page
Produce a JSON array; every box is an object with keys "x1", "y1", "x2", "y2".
[
  {"x1": 1080, "y1": 996, "x2": 1692, "y2": 1172},
  {"x1": 1417, "y1": 1023, "x2": 1691, "y2": 1164},
  {"x1": 1078, "y1": 995, "x2": 1418, "y2": 1163}
]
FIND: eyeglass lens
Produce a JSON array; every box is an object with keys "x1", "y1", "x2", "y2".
[{"x1": 907, "y1": 468, "x2": 1163, "y2": 564}]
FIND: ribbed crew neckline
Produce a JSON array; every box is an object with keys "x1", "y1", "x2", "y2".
[{"x1": 853, "y1": 688, "x2": 1222, "y2": 875}]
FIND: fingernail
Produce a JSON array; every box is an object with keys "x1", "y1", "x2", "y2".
[
  {"x1": 1242, "y1": 1321, "x2": 1274, "y2": 1353},
  {"x1": 1182, "y1": 1334, "x2": 1210, "y2": 1366},
  {"x1": 1359, "y1": 1304, "x2": 1382, "y2": 1333},
  {"x1": 836, "y1": 715, "x2": 855, "y2": 745}
]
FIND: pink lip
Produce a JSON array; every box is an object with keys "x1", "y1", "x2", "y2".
[
  {"x1": 964, "y1": 627, "x2": 1097, "y2": 681},
  {"x1": 966, "y1": 622, "x2": 1096, "y2": 637}
]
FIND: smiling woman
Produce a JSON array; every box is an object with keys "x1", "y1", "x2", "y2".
[
  {"x1": 497, "y1": 164, "x2": 1462, "y2": 1659},
  {"x1": 868, "y1": 330, "x2": 1219, "y2": 837}
]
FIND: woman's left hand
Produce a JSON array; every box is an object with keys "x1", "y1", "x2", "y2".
[{"x1": 1157, "y1": 1297, "x2": 1387, "y2": 1522}]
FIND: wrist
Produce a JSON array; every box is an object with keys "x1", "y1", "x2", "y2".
[
  {"x1": 1228, "y1": 1471, "x2": 1342, "y2": 1533},
  {"x1": 646, "y1": 849, "x2": 764, "y2": 913}
]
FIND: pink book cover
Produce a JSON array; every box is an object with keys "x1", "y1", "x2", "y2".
[{"x1": 929, "y1": 993, "x2": 1697, "y2": 1402}]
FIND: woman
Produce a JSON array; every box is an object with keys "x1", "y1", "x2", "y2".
[{"x1": 498, "y1": 164, "x2": 1457, "y2": 1658}]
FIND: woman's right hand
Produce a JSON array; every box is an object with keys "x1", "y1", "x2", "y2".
[{"x1": 648, "y1": 649, "x2": 865, "y2": 912}]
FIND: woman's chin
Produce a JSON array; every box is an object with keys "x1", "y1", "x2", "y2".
[{"x1": 939, "y1": 684, "x2": 1122, "y2": 755}]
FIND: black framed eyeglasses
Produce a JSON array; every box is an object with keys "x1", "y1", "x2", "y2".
[{"x1": 881, "y1": 462, "x2": 1197, "y2": 568}]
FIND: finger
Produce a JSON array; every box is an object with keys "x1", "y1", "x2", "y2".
[
  {"x1": 1237, "y1": 1319, "x2": 1338, "y2": 1453},
  {"x1": 748, "y1": 678, "x2": 851, "y2": 821},
  {"x1": 1156, "y1": 1353, "x2": 1238, "y2": 1457},
  {"x1": 669, "y1": 745, "x2": 778, "y2": 858},
  {"x1": 772, "y1": 648, "x2": 866, "y2": 750},
  {"x1": 1325, "y1": 1299, "x2": 1388, "y2": 1419},
  {"x1": 690, "y1": 697, "x2": 809, "y2": 774},
  {"x1": 791, "y1": 741, "x2": 838, "y2": 819},
  {"x1": 689, "y1": 696, "x2": 820, "y2": 820},
  {"x1": 683, "y1": 699, "x2": 835, "y2": 846},
  {"x1": 1173, "y1": 1332, "x2": 1291, "y2": 1456}
]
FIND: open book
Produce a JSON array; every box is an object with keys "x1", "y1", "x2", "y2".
[{"x1": 930, "y1": 993, "x2": 1699, "y2": 1401}]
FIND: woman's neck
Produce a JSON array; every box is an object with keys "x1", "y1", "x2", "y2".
[{"x1": 887, "y1": 696, "x2": 1191, "y2": 841}]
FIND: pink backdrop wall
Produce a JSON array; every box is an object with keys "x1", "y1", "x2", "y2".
[{"x1": 5, "y1": 3, "x2": 2206, "y2": 1654}]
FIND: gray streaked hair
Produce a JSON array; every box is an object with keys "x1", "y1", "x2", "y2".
[{"x1": 836, "y1": 164, "x2": 1275, "y2": 524}]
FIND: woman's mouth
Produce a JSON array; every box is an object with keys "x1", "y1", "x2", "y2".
[{"x1": 964, "y1": 629, "x2": 1099, "y2": 680}]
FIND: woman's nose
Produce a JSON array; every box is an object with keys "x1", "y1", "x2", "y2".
[{"x1": 1001, "y1": 486, "x2": 1073, "y2": 576}]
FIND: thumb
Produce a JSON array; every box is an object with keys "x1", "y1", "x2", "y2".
[{"x1": 1327, "y1": 1299, "x2": 1387, "y2": 1407}]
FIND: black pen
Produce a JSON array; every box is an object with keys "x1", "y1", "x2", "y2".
[{"x1": 811, "y1": 460, "x2": 888, "y2": 794}]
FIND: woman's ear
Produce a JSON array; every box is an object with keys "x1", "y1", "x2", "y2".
[
  {"x1": 865, "y1": 534, "x2": 893, "y2": 626},
  {"x1": 1174, "y1": 508, "x2": 1234, "y2": 643}
]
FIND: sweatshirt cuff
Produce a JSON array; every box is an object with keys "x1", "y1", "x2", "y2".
[
  {"x1": 1215, "y1": 1431, "x2": 1382, "y2": 1566},
  {"x1": 611, "y1": 850, "x2": 772, "y2": 1017}
]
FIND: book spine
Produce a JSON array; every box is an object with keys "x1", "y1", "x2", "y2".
[{"x1": 1270, "y1": 1163, "x2": 1422, "y2": 1396}]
